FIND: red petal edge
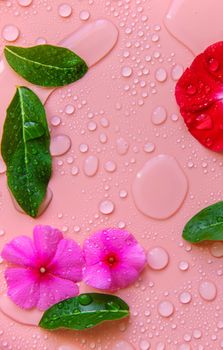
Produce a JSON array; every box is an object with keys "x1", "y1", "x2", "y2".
[{"x1": 175, "y1": 41, "x2": 223, "y2": 152}]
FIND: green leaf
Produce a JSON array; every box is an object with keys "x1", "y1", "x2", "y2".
[
  {"x1": 4, "y1": 44, "x2": 88, "y2": 87},
  {"x1": 183, "y1": 201, "x2": 223, "y2": 243},
  {"x1": 39, "y1": 293, "x2": 129, "y2": 330},
  {"x1": 1, "y1": 86, "x2": 52, "y2": 218}
]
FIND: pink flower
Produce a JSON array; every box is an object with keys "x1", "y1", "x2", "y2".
[
  {"x1": 1, "y1": 225, "x2": 84, "y2": 311},
  {"x1": 82, "y1": 228, "x2": 146, "y2": 291}
]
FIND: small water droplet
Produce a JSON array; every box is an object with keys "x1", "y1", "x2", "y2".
[
  {"x1": 155, "y1": 68, "x2": 167, "y2": 82},
  {"x1": 58, "y1": 3, "x2": 72, "y2": 18},
  {"x1": 50, "y1": 135, "x2": 71, "y2": 156},
  {"x1": 51, "y1": 116, "x2": 61, "y2": 127},
  {"x1": 139, "y1": 340, "x2": 150, "y2": 350},
  {"x1": 104, "y1": 161, "x2": 117, "y2": 173},
  {"x1": 199, "y1": 280, "x2": 217, "y2": 301},
  {"x1": 178, "y1": 261, "x2": 189, "y2": 271},
  {"x1": 186, "y1": 84, "x2": 197, "y2": 95},
  {"x1": 158, "y1": 300, "x2": 174, "y2": 317},
  {"x1": 99, "y1": 200, "x2": 115, "y2": 215},
  {"x1": 144, "y1": 143, "x2": 155, "y2": 153},
  {"x1": 83, "y1": 155, "x2": 99, "y2": 177},
  {"x1": 151, "y1": 106, "x2": 167, "y2": 125},
  {"x1": 122, "y1": 66, "x2": 133, "y2": 77},
  {"x1": 116, "y1": 138, "x2": 129, "y2": 155},
  {"x1": 79, "y1": 143, "x2": 89, "y2": 153},
  {"x1": 171, "y1": 64, "x2": 184, "y2": 80},
  {"x1": 65, "y1": 104, "x2": 75, "y2": 115},
  {"x1": 2, "y1": 25, "x2": 20, "y2": 41},
  {"x1": 17, "y1": 0, "x2": 32, "y2": 6},
  {"x1": 208, "y1": 57, "x2": 219, "y2": 72},
  {"x1": 210, "y1": 242, "x2": 223, "y2": 257},
  {"x1": 179, "y1": 292, "x2": 192, "y2": 304},
  {"x1": 147, "y1": 247, "x2": 169, "y2": 270},
  {"x1": 79, "y1": 10, "x2": 90, "y2": 21},
  {"x1": 78, "y1": 294, "x2": 92, "y2": 306}
]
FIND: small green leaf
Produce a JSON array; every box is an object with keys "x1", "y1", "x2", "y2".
[
  {"x1": 39, "y1": 293, "x2": 129, "y2": 330},
  {"x1": 4, "y1": 44, "x2": 88, "y2": 87},
  {"x1": 183, "y1": 201, "x2": 223, "y2": 243},
  {"x1": 1, "y1": 86, "x2": 52, "y2": 218}
]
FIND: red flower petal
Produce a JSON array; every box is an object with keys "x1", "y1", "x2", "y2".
[{"x1": 175, "y1": 41, "x2": 223, "y2": 152}]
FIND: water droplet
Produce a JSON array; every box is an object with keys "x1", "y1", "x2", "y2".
[
  {"x1": 122, "y1": 66, "x2": 133, "y2": 77},
  {"x1": 71, "y1": 166, "x2": 79, "y2": 176},
  {"x1": 132, "y1": 155, "x2": 188, "y2": 219},
  {"x1": 58, "y1": 3, "x2": 72, "y2": 18},
  {"x1": 144, "y1": 143, "x2": 155, "y2": 153},
  {"x1": 199, "y1": 281, "x2": 217, "y2": 301},
  {"x1": 17, "y1": 0, "x2": 32, "y2": 6},
  {"x1": 83, "y1": 156, "x2": 99, "y2": 177},
  {"x1": 178, "y1": 261, "x2": 189, "y2": 271},
  {"x1": 195, "y1": 114, "x2": 213, "y2": 130},
  {"x1": 139, "y1": 340, "x2": 150, "y2": 350},
  {"x1": 147, "y1": 247, "x2": 169, "y2": 270},
  {"x1": 156, "y1": 343, "x2": 165, "y2": 350},
  {"x1": 119, "y1": 190, "x2": 128, "y2": 198},
  {"x1": 208, "y1": 57, "x2": 219, "y2": 72},
  {"x1": 36, "y1": 37, "x2": 47, "y2": 45},
  {"x1": 116, "y1": 138, "x2": 129, "y2": 155},
  {"x1": 51, "y1": 116, "x2": 61, "y2": 127},
  {"x1": 65, "y1": 104, "x2": 75, "y2": 115},
  {"x1": 50, "y1": 135, "x2": 71, "y2": 156},
  {"x1": 158, "y1": 300, "x2": 174, "y2": 317},
  {"x1": 186, "y1": 84, "x2": 197, "y2": 95},
  {"x1": 155, "y1": 68, "x2": 167, "y2": 82},
  {"x1": 79, "y1": 143, "x2": 89, "y2": 153},
  {"x1": 178, "y1": 345, "x2": 191, "y2": 350},
  {"x1": 99, "y1": 200, "x2": 115, "y2": 215},
  {"x1": 79, "y1": 10, "x2": 90, "y2": 21},
  {"x1": 78, "y1": 294, "x2": 92, "y2": 306},
  {"x1": 210, "y1": 242, "x2": 223, "y2": 257},
  {"x1": 104, "y1": 161, "x2": 117, "y2": 173},
  {"x1": 193, "y1": 329, "x2": 202, "y2": 339},
  {"x1": 151, "y1": 106, "x2": 167, "y2": 125},
  {"x1": 112, "y1": 340, "x2": 135, "y2": 350},
  {"x1": 179, "y1": 292, "x2": 192, "y2": 304},
  {"x1": 171, "y1": 64, "x2": 184, "y2": 80},
  {"x1": 2, "y1": 25, "x2": 20, "y2": 41},
  {"x1": 88, "y1": 121, "x2": 97, "y2": 131}
]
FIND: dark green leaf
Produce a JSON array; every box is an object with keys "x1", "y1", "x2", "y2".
[
  {"x1": 183, "y1": 201, "x2": 223, "y2": 243},
  {"x1": 39, "y1": 293, "x2": 129, "y2": 330},
  {"x1": 4, "y1": 44, "x2": 88, "y2": 87},
  {"x1": 1, "y1": 86, "x2": 52, "y2": 218}
]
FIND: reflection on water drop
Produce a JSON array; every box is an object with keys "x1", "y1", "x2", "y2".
[
  {"x1": 99, "y1": 200, "x2": 115, "y2": 215},
  {"x1": 158, "y1": 300, "x2": 174, "y2": 317},
  {"x1": 83, "y1": 155, "x2": 99, "y2": 177},
  {"x1": 50, "y1": 135, "x2": 71, "y2": 156},
  {"x1": 132, "y1": 155, "x2": 188, "y2": 219},
  {"x1": 112, "y1": 340, "x2": 135, "y2": 350},
  {"x1": 2, "y1": 25, "x2": 20, "y2": 41},
  {"x1": 199, "y1": 281, "x2": 217, "y2": 301},
  {"x1": 147, "y1": 247, "x2": 169, "y2": 270},
  {"x1": 58, "y1": 3, "x2": 72, "y2": 18},
  {"x1": 151, "y1": 106, "x2": 167, "y2": 125}
]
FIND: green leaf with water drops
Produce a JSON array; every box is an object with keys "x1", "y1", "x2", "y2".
[
  {"x1": 183, "y1": 201, "x2": 223, "y2": 243},
  {"x1": 4, "y1": 44, "x2": 88, "y2": 87},
  {"x1": 1, "y1": 86, "x2": 52, "y2": 218},
  {"x1": 39, "y1": 293, "x2": 129, "y2": 330}
]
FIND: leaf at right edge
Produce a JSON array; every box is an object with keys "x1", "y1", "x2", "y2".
[
  {"x1": 39, "y1": 293, "x2": 129, "y2": 330},
  {"x1": 183, "y1": 201, "x2": 223, "y2": 243},
  {"x1": 1, "y1": 86, "x2": 52, "y2": 218}
]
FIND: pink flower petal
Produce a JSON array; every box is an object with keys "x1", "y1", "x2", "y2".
[
  {"x1": 37, "y1": 274, "x2": 79, "y2": 311},
  {"x1": 83, "y1": 231, "x2": 107, "y2": 265},
  {"x1": 1, "y1": 236, "x2": 36, "y2": 267},
  {"x1": 101, "y1": 228, "x2": 138, "y2": 256},
  {"x1": 110, "y1": 263, "x2": 139, "y2": 290},
  {"x1": 48, "y1": 239, "x2": 84, "y2": 282},
  {"x1": 122, "y1": 244, "x2": 146, "y2": 271},
  {"x1": 83, "y1": 263, "x2": 112, "y2": 290},
  {"x1": 33, "y1": 225, "x2": 63, "y2": 266},
  {"x1": 5, "y1": 268, "x2": 40, "y2": 309}
]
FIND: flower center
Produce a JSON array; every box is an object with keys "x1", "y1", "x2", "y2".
[
  {"x1": 105, "y1": 253, "x2": 119, "y2": 267},
  {"x1": 39, "y1": 267, "x2": 46, "y2": 274}
]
